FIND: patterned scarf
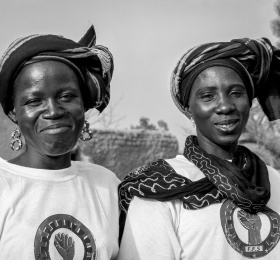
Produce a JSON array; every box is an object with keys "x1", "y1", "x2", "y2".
[
  {"x1": 170, "y1": 38, "x2": 280, "y2": 121},
  {"x1": 0, "y1": 25, "x2": 113, "y2": 115},
  {"x1": 119, "y1": 136, "x2": 270, "y2": 237}
]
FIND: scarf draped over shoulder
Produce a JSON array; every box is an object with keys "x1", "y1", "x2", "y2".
[{"x1": 118, "y1": 136, "x2": 271, "y2": 238}]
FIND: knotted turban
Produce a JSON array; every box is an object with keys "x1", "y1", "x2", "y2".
[
  {"x1": 0, "y1": 25, "x2": 114, "y2": 115},
  {"x1": 170, "y1": 38, "x2": 280, "y2": 121}
]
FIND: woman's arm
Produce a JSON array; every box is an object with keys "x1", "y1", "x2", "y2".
[{"x1": 117, "y1": 197, "x2": 181, "y2": 260}]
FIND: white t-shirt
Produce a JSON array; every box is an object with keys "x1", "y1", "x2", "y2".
[
  {"x1": 0, "y1": 157, "x2": 120, "y2": 260},
  {"x1": 118, "y1": 155, "x2": 280, "y2": 260}
]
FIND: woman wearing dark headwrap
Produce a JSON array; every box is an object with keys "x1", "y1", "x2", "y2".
[
  {"x1": 0, "y1": 26, "x2": 120, "y2": 259},
  {"x1": 118, "y1": 38, "x2": 280, "y2": 260}
]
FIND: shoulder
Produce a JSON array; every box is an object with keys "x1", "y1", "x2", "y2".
[
  {"x1": 129, "y1": 196, "x2": 180, "y2": 220},
  {"x1": 165, "y1": 155, "x2": 205, "y2": 181},
  {"x1": 127, "y1": 196, "x2": 182, "y2": 233},
  {"x1": 267, "y1": 165, "x2": 280, "y2": 183},
  {"x1": 125, "y1": 159, "x2": 176, "y2": 180},
  {"x1": 0, "y1": 157, "x2": 10, "y2": 171},
  {"x1": 126, "y1": 156, "x2": 204, "y2": 181},
  {"x1": 72, "y1": 160, "x2": 120, "y2": 186},
  {"x1": 119, "y1": 197, "x2": 182, "y2": 260},
  {"x1": 266, "y1": 165, "x2": 280, "y2": 210},
  {"x1": 0, "y1": 157, "x2": 17, "y2": 183},
  {"x1": 0, "y1": 157, "x2": 19, "y2": 203},
  {"x1": 267, "y1": 165, "x2": 280, "y2": 175}
]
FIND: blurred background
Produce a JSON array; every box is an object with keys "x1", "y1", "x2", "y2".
[{"x1": 1, "y1": 0, "x2": 280, "y2": 178}]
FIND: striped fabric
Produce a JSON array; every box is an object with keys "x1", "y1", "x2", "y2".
[
  {"x1": 170, "y1": 38, "x2": 280, "y2": 121},
  {"x1": 0, "y1": 25, "x2": 114, "y2": 114}
]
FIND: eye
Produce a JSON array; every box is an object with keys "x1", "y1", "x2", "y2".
[
  {"x1": 25, "y1": 99, "x2": 42, "y2": 107},
  {"x1": 59, "y1": 93, "x2": 76, "y2": 102},
  {"x1": 231, "y1": 92, "x2": 242, "y2": 98},
  {"x1": 200, "y1": 93, "x2": 214, "y2": 101},
  {"x1": 230, "y1": 89, "x2": 246, "y2": 98}
]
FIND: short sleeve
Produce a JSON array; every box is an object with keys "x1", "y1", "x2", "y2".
[{"x1": 117, "y1": 197, "x2": 182, "y2": 260}]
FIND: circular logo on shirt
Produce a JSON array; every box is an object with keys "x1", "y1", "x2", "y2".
[
  {"x1": 220, "y1": 200, "x2": 280, "y2": 258},
  {"x1": 34, "y1": 214, "x2": 96, "y2": 260}
]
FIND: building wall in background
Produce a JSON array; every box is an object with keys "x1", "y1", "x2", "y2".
[
  {"x1": 76, "y1": 129, "x2": 179, "y2": 180},
  {"x1": 0, "y1": 105, "x2": 179, "y2": 180}
]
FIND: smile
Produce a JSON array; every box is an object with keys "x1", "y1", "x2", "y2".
[
  {"x1": 40, "y1": 124, "x2": 71, "y2": 134},
  {"x1": 214, "y1": 119, "x2": 239, "y2": 132}
]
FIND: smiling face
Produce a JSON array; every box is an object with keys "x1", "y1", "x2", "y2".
[
  {"x1": 187, "y1": 66, "x2": 250, "y2": 158},
  {"x1": 11, "y1": 60, "x2": 85, "y2": 161}
]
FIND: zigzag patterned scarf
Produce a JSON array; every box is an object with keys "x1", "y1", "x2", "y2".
[{"x1": 119, "y1": 135, "x2": 270, "y2": 237}]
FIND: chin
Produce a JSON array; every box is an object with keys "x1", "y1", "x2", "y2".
[
  {"x1": 42, "y1": 141, "x2": 77, "y2": 157},
  {"x1": 215, "y1": 134, "x2": 241, "y2": 148},
  {"x1": 45, "y1": 149, "x2": 74, "y2": 157}
]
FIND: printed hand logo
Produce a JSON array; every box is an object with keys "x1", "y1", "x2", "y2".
[
  {"x1": 54, "y1": 233, "x2": 75, "y2": 260},
  {"x1": 237, "y1": 210, "x2": 262, "y2": 245}
]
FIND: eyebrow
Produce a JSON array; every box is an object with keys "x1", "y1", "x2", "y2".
[
  {"x1": 197, "y1": 83, "x2": 246, "y2": 91},
  {"x1": 194, "y1": 83, "x2": 247, "y2": 96},
  {"x1": 194, "y1": 86, "x2": 217, "y2": 95}
]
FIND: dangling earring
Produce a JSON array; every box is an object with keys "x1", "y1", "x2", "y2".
[
  {"x1": 191, "y1": 117, "x2": 196, "y2": 128},
  {"x1": 10, "y1": 128, "x2": 22, "y2": 151},
  {"x1": 79, "y1": 120, "x2": 93, "y2": 141}
]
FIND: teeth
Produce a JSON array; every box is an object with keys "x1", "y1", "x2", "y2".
[{"x1": 220, "y1": 123, "x2": 234, "y2": 127}]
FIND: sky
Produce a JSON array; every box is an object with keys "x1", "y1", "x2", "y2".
[{"x1": 0, "y1": 0, "x2": 278, "y2": 150}]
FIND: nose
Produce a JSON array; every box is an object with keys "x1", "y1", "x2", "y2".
[
  {"x1": 42, "y1": 99, "x2": 65, "y2": 119},
  {"x1": 214, "y1": 94, "x2": 235, "y2": 114}
]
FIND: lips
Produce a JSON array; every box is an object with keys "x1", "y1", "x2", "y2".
[
  {"x1": 214, "y1": 119, "x2": 239, "y2": 132},
  {"x1": 39, "y1": 123, "x2": 72, "y2": 134}
]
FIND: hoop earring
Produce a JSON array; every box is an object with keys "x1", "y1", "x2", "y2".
[
  {"x1": 191, "y1": 117, "x2": 196, "y2": 128},
  {"x1": 10, "y1": 128, "x2": 22, "y2": 151},
  {"x1": 79, "y1": 120, "x2": 93, "y2": 141}
]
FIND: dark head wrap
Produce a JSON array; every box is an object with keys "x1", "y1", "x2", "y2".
[
  {"x1": 0, "y1": 25, "x2": 114, "y2": 116},
  {"x1": 170, "y1": 38, "x2": 280, "y2": 121}
]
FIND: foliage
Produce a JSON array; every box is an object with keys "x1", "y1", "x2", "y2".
[
  {"x1": 240, "y1": 100, "x2": 280, "y2": 170},
  {"x1": 157, "y1": 120, "x2": 169, "y2": 131},
  {"x1": 134, "y1": 117, "x2": 157, "y2": 130},
  {"x1": 86, "y1": 98, "x2": 125, "y2": 129},
  {"x1": 131, "y1": 117, "x2": 169, "y2": 131},
  {"x1": 271, "y1": 0, "x2": 280, "y2": 47}
]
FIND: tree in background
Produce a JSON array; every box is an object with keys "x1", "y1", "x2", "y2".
[
  {"x1": 157, "y1": 120, "x2": 169, "y2": 131},
  {"x1": 131, "y1": 117, "x2": 169, "y2": 131},
  {"x1": 239, "y1": 100, "x2": 280, "y2": 170},
  {"x1": 86, "y1": 98, "x2": 125, "y2": 129},
  {"x1": 250, "y1": 1, "x2": 280, "y2": 169},
  {"x1": 271, "y1": 0, "x2": 280, "y2": 47}
]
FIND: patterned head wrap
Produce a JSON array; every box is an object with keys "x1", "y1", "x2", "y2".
[
  {"x1": 0, "y1": 25, "x2": 114, "y2": 116},
  {"x1": 170, "y1": 38, "x2": 280, "y2": 121}
]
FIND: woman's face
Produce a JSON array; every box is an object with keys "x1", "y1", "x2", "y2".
[
  {"x1": 187, "y1": 66, "x2": 250, "y2": 155},
  {"x1": 11, "y1": 60, "x2": 85, "y2": 157}
]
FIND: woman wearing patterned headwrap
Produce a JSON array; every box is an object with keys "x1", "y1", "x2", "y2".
[
  {"x1": 118, "y1": 38, "x2": 280, "y2": 260},
  {"x1": 0, "y1": 26, "x2": 120, "y2": 259}
]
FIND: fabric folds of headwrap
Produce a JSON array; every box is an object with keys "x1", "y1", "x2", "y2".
[
  {"x1": 0, "y1": 25, "x2": 114, "y2": 115},
  {"x1": 118, "y1": 135, "x2": 271, "y2": 237},
  {"x1": 170, "y1": 38, "x2": 280, "y2": 121}
]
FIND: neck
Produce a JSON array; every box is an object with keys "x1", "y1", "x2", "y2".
[
  {"x1": 196, "y1": 137, "x2": 237, "y2": 160},
  {"x1": 8, "y1": 150, "x2": 72, "y2": 170}
]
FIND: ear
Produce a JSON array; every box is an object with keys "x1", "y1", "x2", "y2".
[
  {"x1": 185, "y1": 105, "x2": 192, "y2": 118},
  {"x1": 8, "y1": 109, "x2": 18, "y2": 124}
]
